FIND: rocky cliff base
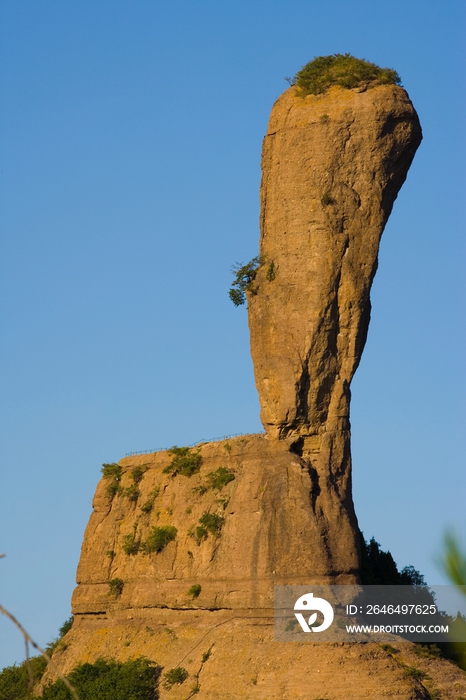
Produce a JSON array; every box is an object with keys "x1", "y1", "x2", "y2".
[
  {"x1": 43, "y1": 613, "x2": 466, "y2": 699},
  {"x1": 40, "y1": 437, "x2": 465, "y2": 698}
]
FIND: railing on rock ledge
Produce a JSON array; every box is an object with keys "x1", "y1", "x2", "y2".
[{"x1": 125, "y1": 431, "x2": 266, "y2": 457}]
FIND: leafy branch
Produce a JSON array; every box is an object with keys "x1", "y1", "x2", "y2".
[{"x1": 228, "y1": 256, "x2": 263, "y2": 306}]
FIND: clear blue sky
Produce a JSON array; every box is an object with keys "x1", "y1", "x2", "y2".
[{"x1": 1, "y1": 0, "x2": 465, "y2": 669}]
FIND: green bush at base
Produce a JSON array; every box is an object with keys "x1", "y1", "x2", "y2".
[
  {"x1": 40, "y1": 658, "x2": 161, "y2": 700},
  {"x1": 0, "y1": 656, "x2": 47, "y2": 700}
]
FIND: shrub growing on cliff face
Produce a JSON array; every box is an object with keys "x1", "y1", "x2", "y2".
[
  {"x1": 101, "y1": 463, "x2": 122, "y2": 498},
  {"x1": 266, "y1": 261, "x2": 276, "y2": 282},
  {"x1": 193, "y1": 467, "x2": 235, "y2": 495},
  {"x1": 101, "y1": 463, "x2": 121, "y2": 479},
  {"x1": 140, "y1": 487, "x2": 160, "y2": 514},
  {"x1": 199, "y1": 512, "x2": 224, "y2": 536},
  {"x1": 142, "y1": 525, "x2": 177, "y2": 553},
  {"x1": 206, "y1": 467, "x2": 235, "y2": 489},
  {"x1": 122, "y1": 483, "x2": 140, "y2": 502},
  {"x1": 131, "y1": 466, "x2": 147, "y2": 484},
  {"x1": 190, "y1": 512, "x2": 225, "y2": 544},
  {"x1": 321, "y1": 192, "x2": 336, "y2": 206},
  {"x1": 59, "y1": 616, "x2": 74, "y2": 637},
  {"x1": 163, "y1": 446, "x2": 202, "y2": 477},
  {"x1": 228, "y1": 256, "x2": 263, "y2": 306},
  {"x1": 108, "y1": 578, "x2": 124, "y2": 596},
  {"x1": 187, "y1": 584, "x2": 202, "y2": 599},
  {"x1": 294, "y1": 54, "x2": 401, "y2": 96},
  {"x1": 162, "y1": 666, "x2": 188, "y2": 690},
  {"x1": 122, "y1": 531, "x2": 141, "y2": 555}
]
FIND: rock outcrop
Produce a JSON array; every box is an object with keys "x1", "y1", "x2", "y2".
[
  {"x1": 73, "y1": 435, "x2": 357, "y2": 622},
  {"x1": 38, "y1": 83, "x2": 446, "y2": 700}
]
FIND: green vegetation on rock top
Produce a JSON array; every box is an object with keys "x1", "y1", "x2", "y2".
[{"x1": 294, "y1": 54, "x2": 401, "y2": 96}]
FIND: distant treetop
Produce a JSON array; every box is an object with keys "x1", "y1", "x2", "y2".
[{"x1": 293, "y1": 53, "x2": 401, "y2": 96}]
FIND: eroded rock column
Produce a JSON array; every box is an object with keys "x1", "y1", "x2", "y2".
[
  {"x1": 248, "y1": 84, "x2": 421, "y2": 565},
  {"x1": 249, "y1": 83, "x2": 421, "y2": 446}
]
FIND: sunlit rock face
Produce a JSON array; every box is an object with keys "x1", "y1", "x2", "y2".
[
  {"x1": 246, "y1": 84, "x2": 421, "y2": 585},
  {"x1": 249, "y1": 84, "x2": 421, "y2": 446},
  {"x1": 40, "y1": 82, "x2": 428, "y2": 700}
]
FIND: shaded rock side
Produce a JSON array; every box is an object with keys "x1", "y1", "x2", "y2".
[
  {"x1": 72, "y1": 436, "x2": 358, "y2": 620},
  {"x1": 248, "y1": 84, "x2": 422, "y2": 447}
]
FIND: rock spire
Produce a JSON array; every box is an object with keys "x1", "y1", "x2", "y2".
[{"x1": 248, "y1": 84, "x2": 422, "y2": 453}]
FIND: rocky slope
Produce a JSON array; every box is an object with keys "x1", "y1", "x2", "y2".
[{"x1": 48, "y1": 612, "x2": 466, "y2": 699}]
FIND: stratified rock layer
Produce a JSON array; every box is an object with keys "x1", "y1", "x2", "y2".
[
  {"x1": 249, "y1": 84, "x2": 422, "y2": 447},
  {"x1": 72, "y1": 436, "x2": 358, "y2": 620}
]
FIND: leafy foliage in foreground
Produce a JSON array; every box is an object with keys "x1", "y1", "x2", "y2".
[
  {"x1": 439, "y1": 530, "x2": 466, "y2": 669},
  {"x1": 0, "y1": 656, "x2": 47, "y2": 700},
  {"x1": 441, "y1": 531, "x2": 466, "y2": 588},
  {"x1": 40, "y1": 658, "x2": 161, "y2": 699},
  {"x1": 0, "y1": 617, "x2": 74, "y2": 700},
  {"x1": 294, "y1": 54, "x2": 401, "y2": 96}
]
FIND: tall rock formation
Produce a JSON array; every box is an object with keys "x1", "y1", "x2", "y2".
[
  {"x1": 69, "y1": 85, "x2": 424, "y2": 627},
  {"x1": 249, "y1": 84, "x2": 422, "y2": 446},
  {"x1": 40, "y1": 81, "x2": 459, "y2": 700},
  {"x1": 247, "y1": 84, "x2": 421, "y2": 580}
]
